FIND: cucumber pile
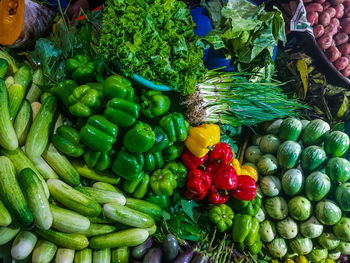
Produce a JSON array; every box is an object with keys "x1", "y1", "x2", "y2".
[
  {"x1": 245, "y1": 118, "x2": 350, "y2": 261},
  {"x1": 0, "y1": 63, "x2": 161, "y2": 262}
]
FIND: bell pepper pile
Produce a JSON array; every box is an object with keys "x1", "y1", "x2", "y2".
[
  {"x1": 182, "y1": 124, "x2": 258, "y2": 205},
  {"x1": 50, "y1": 54, "x2": 190, "y2": 200}
]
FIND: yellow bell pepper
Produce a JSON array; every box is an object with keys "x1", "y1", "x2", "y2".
[
  {"x1": 231, "y1": 158, "x2": 241, "y2": 175},
  {"x1": 294, "y1": 256, "x2": 308, "y2": 263},
  {"x1": 231, "y1": 158, "x2": 258, "y2": 182},
  {"x1": 185, "y1": 124, "x2": 220, "y2": 158}
]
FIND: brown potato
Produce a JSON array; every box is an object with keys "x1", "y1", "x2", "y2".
[
  {"x1": 326, "y1": 46, "x2": 342, "y2": 61},
  {"x1": 334, "y1": 56, "x2": 349, "y2": 70},
  {"x1": 318, "y1": 34, "x2": 334, "y2": 49},
  {"x1": 314, "y1": 24, "x2": 325, "y2": 38}
]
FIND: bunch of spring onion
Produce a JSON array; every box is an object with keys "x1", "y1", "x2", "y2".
[{"x1": 183, "y1": 70, "x2": 305, "y2": 126}]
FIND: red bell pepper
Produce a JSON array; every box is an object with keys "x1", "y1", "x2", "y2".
[
  {"x1": 201, "y1": 161, "x2": 217, "y2": 178},
  {"x1": 209, "y1": 142, "x2": 233, "y2": 165},
  {"x1": 181, "y1": 149, "x2": 207, "y2": 170},
  {"x1": 208, "y1": 185, "x2": 229, "y2": 204},
  {"x1": 185, "y1": 168, "x2": 212, "y2": 201},
  {"x1": 230, "y1": 175, "x2": 256, "y2": 201},
  {"x1": 212, "y1": 164, "x2": 238, "y2": 190}
]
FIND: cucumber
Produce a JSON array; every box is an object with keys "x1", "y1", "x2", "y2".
[
  {"x1": 326, "y1": 157, "x2": 350, "y2": 183},
  {"x1": 112, "y1": 247, "x2": 129, "y2": 263},
  {"x1": 32, "y1": 239, "x2": 57, "y2": 263},
  {"x1": 11, "y1": 231, "x2": 38, "y2": 260},
  {"x1": 302, "y1": 119, "x2": 330, "y2": 146},
  {"x1": 42, "y1": 144, "x2": 80, "y2": 186},
  {"x1": 75, "y1": 186, "x2": 126, "y2": 205},
  {"x1": 90, "y1": 228, "x2": 149, "y2": 249},
  {"x1": 0, "y1": 200, "x2": 12, "y2": 227},
  {"x1": 19, "y1": 168, "x2": 53, "y2": 230},
  {"x1": 47, "y1": 179, "x2": 102, "y2": 217},
  {"x1": 26, "y1": 69, "x2": 43, "y2": 104},
  {"x1": 31, "y1": 156, "x2": 59, "y2": 180},
  {"x1": 277, "y1": 141, "x2": 302, "y2": 169},
  {"x1": 1, "y1": 147, "x2": 50, "y2": 198},
  {"x1": 36, "y1": 228, "x2": 89, "y2": 250},
  {"x1": 93, "y1": 182, "x2": 124, "y2": 195},
  {"x1": 72, "y1": 160, "x2": 120, "y2": 184},
  {"x1": 301, "y1": 146, "x2": 327, "y2": 173},
  {"x1": 25, "y1": 95, "x2": 57, "y2": 159},
  {"x1": 74, "y1": 248, "x2": 92, "y2": 263},
  {"x1": 55, "y1": 248, "x2": 75, "y2": 263},
  {"x1": 77, "y1": 223, "x2": 116, "y2": 237},
  {"x1": 87, "y1": 217, "x2": 115, "y2": 224},
  {"x1": 31, "y1": 101, "x2": 41, "y2": 119},
  {"x1": 0, "y1": 58, "x2": 8, "y2": 78},
  {"x1": 5, "y1": 76, "x2": 14, "y2": 88},
  {"x1": 125, "y1": 198, "x2": 162, "y2": 220},
  {"x1": 259, "y1": 134, "x2": 281, "y2": 154},
  {"x1": 14, "y1": 99, "x2": 32, "y2": 145},
  {"x1": 324, "y1": 131, "x2": 350, "y2": 157},
  {"x1": 145, "y1": 225, "x2": 157, "y2": 235},
  {"x1": 279, "y1": 118, "x2": 302, "y2": 141},
  {"x1": 14, "y1": 64, "x2": 31, "y2": 90},
  {"x1": 0, "y1": 226, "x2": 20, "y2": 245},
  {"x1": 0, "y1": 79, "x2": 18, "y2": 150},
  {"x1": 0, "y1": 156, "x2": 33, "y2": 228},
  {"x1": 50, "y1": 205, "x2": 90, "y2": 233},
  {"x1": 8, "y1": 83, "x2": 26, "y2": 121},
  {"x1": 93, "y1": 248, "x2": 111, "y2": 263},
  {"x1": 103, "y1": 203, "x2": 154, "y2": 228}
]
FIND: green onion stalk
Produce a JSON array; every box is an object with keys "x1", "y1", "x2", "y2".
[{"x1": 182, "y1": 70, "x2": 305, "y2": 126}]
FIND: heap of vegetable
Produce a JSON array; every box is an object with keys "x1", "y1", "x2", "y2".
[{"x1": 244, "y1": 117, "x2": 350, "y2": 262}]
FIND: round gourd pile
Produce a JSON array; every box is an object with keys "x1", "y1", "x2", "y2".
[{"x1": 244, "y1": 118, "x2": 350, "y2": 262}]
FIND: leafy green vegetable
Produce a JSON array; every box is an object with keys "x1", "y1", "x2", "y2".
[
  {"x1": 100, "y1": 0, "x2": 206, "y2": 95},
  {"x1": 200, "y1": 0, "x2": 286, "y2": 80}
]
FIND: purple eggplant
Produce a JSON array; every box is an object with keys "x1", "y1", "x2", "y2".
[
  {"x1": 162, "y1": 234, "x2": 179, "y2": 261},
  {"x1": 173, "y1": 248, "x2": 195, "y2": 263},
  {"x1": 190, "y1": 252, "x2": 208, "y2": 263},
  {"x1": 142, "y1": 248, "x2": 162, "y2": 263},
  {"x1": 132, "y1": 237, "x2": 152, "y2": 259}
]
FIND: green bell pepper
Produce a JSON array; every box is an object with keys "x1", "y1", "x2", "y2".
[
  {"x1": 231, "y1": 196, "x2": 262, "y2": 216},
  {"x1": 247, "y1": 235, "x2": 262, "y2": 255},
  {"x1": 159, "y1": 112, "x2": 188, "y2": 142},
  {"x1": 50, "y1": 80, "x2": 77, "y2": 108},
  {"x1": 163, "y1": 142, "x2": 184, "y2": 162},
  {"x1": 232, "y1": 214, "x2": 252, "y2": 244},
  {"x1": 140, "y1": 90, "x2": 170, "y2": 119},
  {"x1": 149, "y1": 126, "x2": 171, "y2": 153},
  {"x1": 122, "y1": 173, "x2": 150, "y2": 199},
  {"x1": 103, "y1": 75, "x2": 134, "y2": 101},
  {"x1": 104, "y1": 98, "x2": 140, "y2": 128},
  {"x1": 80, "y1": 115, "x2": 118, "y2": 153},
  {"x1": 68, "y1": 83, "x2": 104, "y2": 117},
  {"x1": 123, "y1": 121, "x2": 156, "y2": 153},
  {"x1": 84, "y1": 148, "x2": 115, "y2": 171},
  {"x1": 150, "y1": 168, "x2": 177, "y2": 196},
  {"x1": 112, "y1": 148, "x2": 144, "y2": 181},
  {"x1": 146, "y1": 193, "x2": 169, "y2": 209},
  {"x1": 144, "y1": 152, "x2": 164, "y2": 172},
  {"x1": 52, "y1": 125, "x2": 84, "y2": 157},
  {"x1": 65, "y1": 55, "x2": 95, "y2": 83},
  {"x1": 164, "y1": 161, "x2": 187, "y2": 187},
  {"x1": 209, "y1": 204, "x2": 234, "y2": 232},
  {"x1": 0, "y1": 58, "x2": 8, "y2": 78},
  {"x1": 244, "y1": 217, "x2": 259, "y2": 246}
]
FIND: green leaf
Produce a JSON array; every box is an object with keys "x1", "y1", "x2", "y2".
[
  {"x1": 180, "y1": 199, "x2": 199, "y2": 222},
  {"x1": 162, "y1": 210, "x2": 171, "y2": 221}
]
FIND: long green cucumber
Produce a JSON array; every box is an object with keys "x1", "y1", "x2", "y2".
[
  {"x1": 32, "y1": 239, "x2": 57, "y2": 263},
  {"x1": 14, "y1": 64, "x2": 31, "y2": 90},
  {"x1": 0, "y1": 200, "x2": 12, "y2": 227},
  {"x1": 8, "y1": 83, "x2": 26, "y2": 121},
  {"x1": 26, "y1": 69, "x2": 43, "y2": 104},
  {"x1": 47, "y1": 179, "x2": 101, "y2": 217},
  {"x1": 11, "y1": 231, "x2": 38, "y2": 260},
  {"x1": 125, "y1": 198, "x2": 162, "y2": 220},
  {"x1": 72, "y1": 160, "x2": 120, "y2": 184},
  {"x1": 1, "y1": 147, "x2": 50, "y2": 198},
  {"x1": 42, "y1": 144, "x2": 80, "y2": 186},
  {"x1": 55, "y1": 248, "x2": 75, "y2": 263},
  {"x1": 0, "y1": 156, "x2": 33, "y2": 228},
  {"x1": 90, "y1": 229, "x2": 149, "y2": 249},
  {"x1": 77, "y1": 223, "x2": 116, "y2": 237},
  {"x1": 18, "y1": 168, "x2": 53, "y2": 230},
  {"x1": 50, "y1": 205, "x2": 90, "y2": 233},
  {"x1": 36, "y1": 228, "x2": 89, "y2": 250},
  {"x1": 0, "y1": 58, "x2": 8, "y2": 78},
  {"x1": 14, "y1": 99, "x2": 32, "y2": 145},
  {"x1": 0, "y1": 226, "x2": 20, "y2": 245},
  {"x1": 93, "y1": 182, "x2": 124, "y2": 195},
  {"x1": 93, "y1": 248, "x2": 111, "y2": 263},
  {"x1": 145, "y1": 224, "x2": 157, "y2": 235},
  {"x1": 103, "y1": 203, "x2": 154, "y2": 228},
  {"x1": 32, "y1": 156, "x2": 59, "y2": 180},
  {"x1": 74, "y1": 248, "x2": 92, "y2": 263},
  {"x1": 0, "y1": 79, "x2": 18, "y2": 150},
  {"x1": 25, "y1": 95, "x2": 57, "y2": 159},
  {"x1": 87, "y1": 217, "x2": 115, "y2": 224},
  {"x1": 75, "y1": 186, "x2": 126, "y2": 205},
  {"x1": 112, "y1": 247, "x2": 129, "y2": 263}
]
